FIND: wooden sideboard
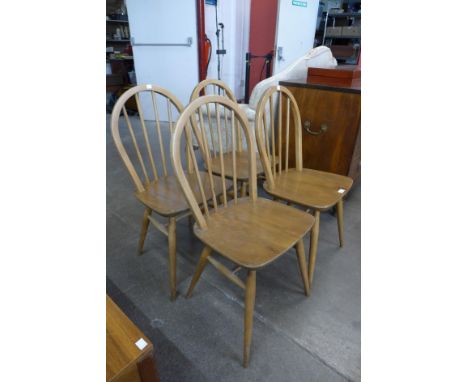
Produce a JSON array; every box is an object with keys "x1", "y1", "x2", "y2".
[
  {"x1": 279, "y1": 79, "x2": 361, "y2": 179},
  {"x1": 107, "y1": 295, "x2": 160, "y2": 382}
]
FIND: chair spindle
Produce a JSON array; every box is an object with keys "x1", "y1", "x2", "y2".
[
  {"x1": 135, "y1": 93, "x2": 158, "y2": 181},
  {"x1": 151, "y1": 91, "x2": 168, "y2": 177}
]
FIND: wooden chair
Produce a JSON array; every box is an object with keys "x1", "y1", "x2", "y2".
[
  {"x1": 255, "y1": 85, "x2": 353, "y2": 292},
  {"x1": 171, "y1": 95, "x2": 315, "y2": 367},
  {"x1": 110, "y1": 84, "x2": 226, "y2": 300},
  {"x1": 190, "y1": 79, "x2": 265, "y2": 197}
]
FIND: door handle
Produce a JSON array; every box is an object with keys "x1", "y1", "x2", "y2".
[
  {"x1": 131, "y1": 37, "x2": 193, "y2": 47},
  {"x1": 277, "y1": 46, "x2": 284, "y2": 61},
  {"x1": 303, "y1": 121, "x2": 328, "y2": 136}
]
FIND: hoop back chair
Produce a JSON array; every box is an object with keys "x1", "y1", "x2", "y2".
[
  {"x1": 110, "y1": 84, "x2": 225, "y2": 300},
  {"x1": 171, "y1": 95, "x2": 315, "y2": 367},
  {"x1": 190, "y1": 79, "x2": 264, "y2": 197},
  {"x1": 255, "y1": 85, "x2": 353, "y2": 290}
]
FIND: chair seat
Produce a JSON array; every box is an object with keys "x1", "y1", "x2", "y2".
[
  {"x1": 135, "y1": 172, "x2": 229, "y2": 217},
  {"x1": 209, "y1": 151, "x2": 265, "y2": 180},
  {"x1": 263, "y1": 168, "x2": 353, "y2": 211},
  {"x1": 194, "y1": 197, "x2": 315, "y2": 269}
]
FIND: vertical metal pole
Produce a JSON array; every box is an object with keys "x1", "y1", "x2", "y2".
[
  {"x1": 322, "y1": 11, "x2": 329, "y2": 46},
  {"x1": 244, "y1": 52, "x2": 251, "y2": 103},
  {"x1": 215, "y1": 4, "x2": 221, "y2": 80},
  {"x1": 265, "y1": 53, "x2": 272, "y2": 79},
  {"x1": 196, "y1": 0, "x2": 207, "y2": 81}
]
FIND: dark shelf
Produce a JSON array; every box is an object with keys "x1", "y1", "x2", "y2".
[
  {"x1": 107, "y1": 39, "x2": 130, "y2": 43},
  {"x1": 327, "y1": 12, "x2": 361, "y2": 18},
  {"x1": 325, "y1": 35, "x2": 361, "y2": 39},
  {"x1": 108, "y1": 57, "x2": 134, "y2": 60},
  {"x1": 106, "y1": 19, "x2": 129, "y2": 23}
]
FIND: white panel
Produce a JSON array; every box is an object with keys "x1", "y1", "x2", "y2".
[
  {"x1": 205, "y1": 0, "x2": 251, "y2": 100},
  {"x1": 126, "y1": 0, "x2": 199, "y2": 120},
  {"x1": 235, "y1": 0, "x2": 251, "y2": 98},
  {"x1": 274, "y1": 0, "x2": 319, "y2": 74}
]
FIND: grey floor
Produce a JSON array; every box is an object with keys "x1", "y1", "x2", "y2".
[{"x1": 106, "y1": 114, "x2": 361, "y2": 382}]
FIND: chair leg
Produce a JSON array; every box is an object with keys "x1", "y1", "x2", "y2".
[
  {"x1": 336, "y1": 199, "x2": 344, "y2": 247},
  {"x1": 137, "y1": 208, "x2": 152, "y2": 255},
  {"x1": 221, "y1": 193, "x2": 228, "y2": 205},
  {"x1": 240, "y1": 181, "x2": 247, "y2": 197},
  {"x1": 308, "y1": 210, "x2": 321, "y2": 292},
  {"x1": 168, "y1": 217, "x2": 177, "y2": 301},
  {"x1": 243, "y1": 270, "x2": 256, "y2": 368},
  {"x1": 186, "y1": 246, "x2": 212, "y2": 298},
  {"x1": 295, "y1": 239, "x2": 310, "y2": 296}
]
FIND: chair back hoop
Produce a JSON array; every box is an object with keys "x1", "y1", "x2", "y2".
[
  {"x1": 254, "y1": 85, "x2": 303, "y2": 190},
  {"x1": 190, "y1": 79, "x2": 242, "y2": 156},
  {"x1": 190, "y1": 79, "x2": 237, "y2": 102},
  {"x1": 110, "y1": 84, "x2": 185, "y2": 193},
  {"x1": 171, "y1": 95, "x2": 257, "y2": 230}
]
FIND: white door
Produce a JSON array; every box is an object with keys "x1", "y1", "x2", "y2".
[
  {"x1": 274, "y1": 0, "x2": 319, "y2": 74},
  {"x1": 126, "y1": 0, "x2": 199, "y2": 120}
]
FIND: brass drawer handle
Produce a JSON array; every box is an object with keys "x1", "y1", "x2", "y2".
[{"x1": 303, "y1": 121, "x2": 328, "y2": 136}]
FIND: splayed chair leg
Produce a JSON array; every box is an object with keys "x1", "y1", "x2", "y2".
[
  {"x1": 243, "y1": 270, "x2": 256, "y2": 368},
  {"x1": 295, "y1": 239, "x2": 310, "y2": 296},
  {"x1": 168, "y1": 217, "x2": 177, "y2": 301},
  {"x1": 308, "y1": 210, "x2": 320, "y2": 294},
  {"x1": 137, "y1": 208, "x2": 152, "y2": 255},
  {"x1": 186, "y1": 246, "x2": 212, "y2": 298}
]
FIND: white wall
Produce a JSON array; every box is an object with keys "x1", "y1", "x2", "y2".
[
  {"x1": 205, "y1": 0, "x2": 319, "y2": 95},
  {"x1": 274, "y1": 0, "x2": 319, "y2": 74},
  {"x1": 205, "y1": 0, "x2": 251, "y2": 100},
  {"x1": 127, "y1": 0, "x2": 199, "y2": 119}
]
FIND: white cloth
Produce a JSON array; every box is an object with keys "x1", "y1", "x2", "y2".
[
  {"x1": 196, "y1": 46, "x2": 337, "y2": 151},
  {"x1": 247, "y1": 45, "x2": 337, "y2": 111}
]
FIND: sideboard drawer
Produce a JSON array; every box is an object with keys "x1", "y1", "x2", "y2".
[{"x1": 283, "y1": 85, "x2": 361, "y2": 177}]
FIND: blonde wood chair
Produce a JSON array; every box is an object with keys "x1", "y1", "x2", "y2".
[
  {"x1": 171, "y1": 95, "x2": 315, "y2": 367},
  {"x1": 110, "y1": 84, "x2": 226, "y2": 300},
  {"x1": 255, "y1": 85, "x2": 353, "y2": 292},
  {"x1": 190, "y1": 79, "x2": 265, "y2": 197}
]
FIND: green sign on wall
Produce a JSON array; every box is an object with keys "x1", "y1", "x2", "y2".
[{"x1": 292, "y1": 0, "x2": 307, "y2": 7}]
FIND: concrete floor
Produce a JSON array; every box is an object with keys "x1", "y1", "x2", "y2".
[{"x1": 106, "y1": 114, "x2": 361, "y2": 381}]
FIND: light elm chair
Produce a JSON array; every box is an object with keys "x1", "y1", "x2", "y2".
[
  {"x1": 111, "y1": 84, "x2": 225, "y2": 300},
  {"x1": 171, "y1": 94, "x2": 315, "y2": 367},
  {"x1": 190, "y1": 79, "x2": 266, "y2": 197},
  {"x1": 255, "y1": 85, "x2": 353, "y2": 291}
]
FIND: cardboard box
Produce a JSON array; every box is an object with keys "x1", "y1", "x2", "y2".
[
  {"x1": 326, "y1": 26, "x2": 342, "y2": 37},
  {"x1": 330, "y1": 45, "x2": 356, "y2": 59},
  {"x1": 307, "y1": 65, "x2": 361, "y2": 87},
  {"x1": 342, "y1": 26, "x2": 360, "y2": 37}
]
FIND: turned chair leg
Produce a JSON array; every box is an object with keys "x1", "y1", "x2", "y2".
[
  {"x1": 243, "y1": 270, "x2": 256, "y2": 368},
  {"x1": 221, "y1": 193, "x2": 228, "y2": 205},
  {"x1": 186, "y1": 246, "x2": 212, "y2": 298},
  {"x1": 308, "y1": 210, "x2": 321, "y2": 293},
  {"x1": 295, "y1": 239, "x2": 310, "y2": 296},
  {"x1": 336, "y1": 199, "x2": 344, "y2": 247},
  {"x1": 168, "y1": 217, "x2": 177, "y2": 301},
  {"x1": 137, "y1": 208, "x2": 152, "y2": 255},
  {"x1": 240, "y1": 181, "x2": 247, "y2": 197}
]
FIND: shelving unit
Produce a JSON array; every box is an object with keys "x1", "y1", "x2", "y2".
[
  {"x1": 106, "y1": 0, "x2": 135, "y2": 110},
  {"x1": 106, "y1": 17, "x2": 131, "y2": 44},
  {"x1": 314, "y1": 2, "x2": 361, "y2": 65}
]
